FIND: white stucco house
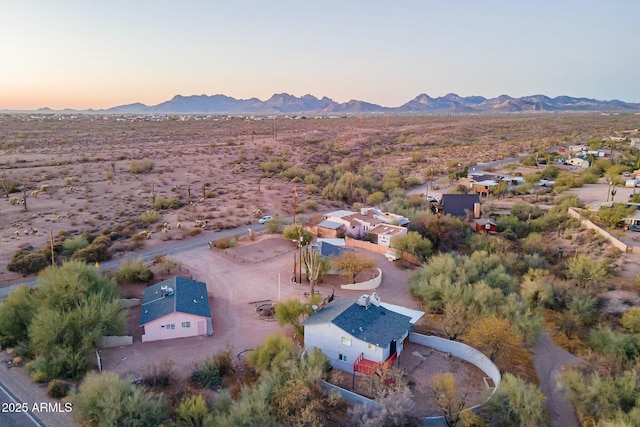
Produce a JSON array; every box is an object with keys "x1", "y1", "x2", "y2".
[{"x1": 301, "y1": 294, "x2": 423, "y2": 374}]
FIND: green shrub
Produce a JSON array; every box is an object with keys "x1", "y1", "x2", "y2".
[
  {"x1": 47, "y1": 379, "x2": 70, "y2": 398},
  {"x1": 62, "y1": 235, "x2": 89, "y2": 255},
  {"x1": 7, "y1": 250, "x2": 49, "y2": 275},
  {"x1": 73, "y1": 371, "x2": 167, "y2": 427},
  {"x1": 130, "y1": 158, "x2": 155, "y2": 174},
  {"x1": 153, "y1": 196, "x2": 182, "y2": 210},
  {"x1": 191, "y1": 358, "x2": 222, "y2": 390},
  {"x1": 116, "y1": 258, "x2": 153, "y2": 284},
  {"x1": 210, "y1": 236, "x2": 237, "y2": 249}
]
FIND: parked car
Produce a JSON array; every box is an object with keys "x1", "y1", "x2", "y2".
[{"x1": 258, "y1": 215, "x2": 273, "y2": 224}]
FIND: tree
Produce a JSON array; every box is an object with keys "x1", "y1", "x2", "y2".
[
  {"x1": 441, "y1": 301, "x2": 477, "y2": 341},
  {"x1": 598, "y1": 203, "x2": 636, "y2": 228},
  {"x1": 391, "y1": 231, "x2": 432, "y2": 262},
  {"x1": 463, "y1": 316, "x2": 522, "y2": 361},
  {"x1": 366, "y1": 191, "x2": 386, "y2": 206},
  {"x1": 429, "y1": 372, "x2": 481, "y2": 427},
  {"x1": 274, "y1": 295, "x2": 320, "y2": 336},
  {"x1": 0, "y1": 286, "x2": 38, "y2": 347},
  {"x1": 486, "y1": 373, "x2": 548, "y2": 427},
  {"x1": 246, "y1": 334, "x2": 299, "y2": 374},
  {"x1": 332, "y1": 251, "x2": 376, "y2": 283}
]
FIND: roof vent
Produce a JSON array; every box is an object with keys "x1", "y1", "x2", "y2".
[
  {"x1": 370, "y1": 292, "x2": 381, "y2": 306},
  {"x1": 357, "y1": 294, "x2": 370, "y2": 308},
  {"x1": 165, "y1": 287, "x2": 174, "y2": 296}
]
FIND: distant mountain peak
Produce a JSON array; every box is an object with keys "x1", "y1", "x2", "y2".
[{"x1": 100, "y1": 93, "x2": 640, "y2": 114}]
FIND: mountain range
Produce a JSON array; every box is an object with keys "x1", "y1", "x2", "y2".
[{"x1": 42, "y1": 93, "x2": 640, "y2": 114}]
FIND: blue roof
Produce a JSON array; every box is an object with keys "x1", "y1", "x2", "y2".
[
  {"x1": 319, "y1": 241, "x2": 350, "y2": 258},
  {"x1": 139, "y1": 277, "x2": 211, "y2": 325},
  {"x1": 302, "y1": 297, "x2": 413, "y2": 347}
]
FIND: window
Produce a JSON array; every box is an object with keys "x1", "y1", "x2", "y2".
[
  {"x1": 181, "y1": 321, "x2": 191, "y2": 328},
  {"x1": 165, "y1": 323, "x2": 175, "y2": 330},
  {"x1": 368, "y1": 344, "x2": 375, "y2": 351},
  {"x1": 338, "y1": 353, "x2": 348, "y2": 362},
  {"x1": 341, "y1": 337, "x2": 352, "y2": 346}
]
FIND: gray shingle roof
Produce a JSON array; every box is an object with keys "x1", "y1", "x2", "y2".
[
  {"x1": 442, "y1": 193, "x2": 480, "y2": 217},
  {"x1": 302, "y1": 297, "x2": 413, "y2": 347},
  {"x1": 139, "y1": 277, "x2": 211, "y2": 325},
  {"x1": 317, "y1": 220, "x2": 344, "y2": 230}
]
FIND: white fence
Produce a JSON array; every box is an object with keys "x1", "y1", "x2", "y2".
[
  {"x1": 340, "y1": 268, "x2": 382, "y2": 291},
  {"x1": 409, "y1": 333, "x2": 501, "y2": 425}
]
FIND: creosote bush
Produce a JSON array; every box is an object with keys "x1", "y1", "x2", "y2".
[{"x1": 130, "y1": 158, "x2": 155, "y2": 174}]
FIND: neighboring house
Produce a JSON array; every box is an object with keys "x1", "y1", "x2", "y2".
[
  {"x1": 566, "y1": 157, "x2": 590, "y2": 168},
  {"x1": 467, "y1": 173, "x2": 501, "y2": 197},
  {"x1": 139, "y1": 277, "x2": 213, "y2": 342},
  {"x1": 316, "y1": 220, "x2": 345, "y2": 238},
  {"x1": 474, "y1": 218, "x2": 497, "y2": 235},
  {"x1": 322, "y1": 208, "x2": 410, "y2": 240},
  {"x1": 441, "y1": 194, "x2": 480, "y2": 218},
  {"x1": 368, "y1": 223, "x2": 408, "y2": 246},
  {"x1": 301, "y1": 294, "x2": 423, "y2": 374}
]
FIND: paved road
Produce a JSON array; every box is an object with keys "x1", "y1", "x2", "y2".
[
  {"x1": 0, "y1": 381, "x2": 45, "y2": 427},
  {"x1": 0, "y1": 361, "x2": 75, "y2": 427},
  {"x1": 0, "y1": 224, "x2": 267, "y2": 300},
  {"x1": 532, "y1": 333, "x2": 581, "y2": 427}
]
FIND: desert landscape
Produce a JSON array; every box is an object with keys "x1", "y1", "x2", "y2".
[
  {"x1": 1, "y1": 112, "x2": 639, "y2": 283},
  {"x1": 3, "y1": 111, "x2": 640, "y2": 426}
]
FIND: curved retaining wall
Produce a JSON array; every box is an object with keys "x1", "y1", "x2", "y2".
[
  {"x1": 340, "y1": 268, "x2": 382, "y2": 290},
  {"x1": 320, "y1": 333, "x2": 501, "y2": 426},
  {"x1": 409, "y1": 333, "x2": 501, "y2": 425}
]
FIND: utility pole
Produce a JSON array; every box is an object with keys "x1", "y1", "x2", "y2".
[
  {"x1": 50, "y1": 230, "x2": 55, "y2": 266},
  {"x1": 292, "y1": 186, "x2": 297, "y2": 225},
  {"x1": 297, "y1": 225, "x2": 303, "y2": 284}
]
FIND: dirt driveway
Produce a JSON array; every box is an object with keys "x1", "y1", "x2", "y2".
[{"x1": 100, "y1": 235, "x2": 422, "y2": 378}]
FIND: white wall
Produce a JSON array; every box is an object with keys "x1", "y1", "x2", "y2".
[{"x1": 304, "y1": 322, "x2": 387, "y2": 373}]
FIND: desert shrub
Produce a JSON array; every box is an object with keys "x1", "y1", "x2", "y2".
[
  {"x1": 210, "y1": 236, "x2": 237, "y2": 249},
  {"x1": 621, "y1": 307, "x2": 640, "y2": 333},
  {"x1": 62, "y1": 235, "x2": 90, "y2": 255},
  {"x1": 140, "y1": 210, "x2": 160, "y2": 225},
  {"x1": 116, "y1": 258, "x2": 153, "y2": 284},
  {"x1": 142, "y1": 360, "x2": 174, "y2": 389},
  {"x1": 130, "y1": 158, "x2": 155, "y2": 174},
  {"x1": 186, "y1": 228, "x2": 203, "y2": 237},
  {"x1": 176, "y1": 395, "x2": 209, "y2": 427},
  {"x1": 72, "y1": 371, "x2": 167, "y2": 427},
  {"x1": 7, "y1": 250, "x2": 49, "y2": 275},
  {"x1": 47, "y1": 379, "x2": 70, "y2": 398},
  {"x1": 153, "y1": 196, "x2": 182, "y2": 210},
  {"x1": 265, "y1": 216, "x2": 285, "y2": 234},
  {"x1": 191, "y1": 358, "x2": 222, "y2": 390},
  {"x1": 247, "y1": 334, "x2": 299, "y2": 374},
  {"x1": 155, "y1": 256, "x2": 179, "y2": 275},
  {"x1": 304, "y1": 184, "x2": 319, "y2": 194},
  {"x1": 0, "y1": 286, "x2": 38, "y2": 348},
  {"x1": 71, "y1": 239, "x2": 111, "y2": 263},
  {"x1": 301, "y1": 200, "x2": 318, "y2": 211}
]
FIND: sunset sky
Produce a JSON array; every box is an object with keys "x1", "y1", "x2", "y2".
[{"x1": 2, "y1": 1, "x2": 639, "y2": 110}]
